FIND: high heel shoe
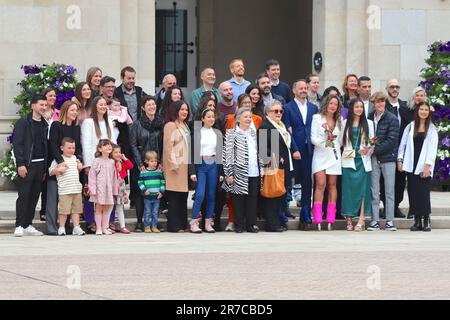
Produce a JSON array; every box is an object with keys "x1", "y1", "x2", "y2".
[
  {"x1": 328, "y1": 223, "x2": 333, "y2": 231},
  {"x1": 354, "y1": 220, "x2": 365, "y2": 232},
  {"x1": 346, "y1": 218, "x2": 354, "y2": 231}
]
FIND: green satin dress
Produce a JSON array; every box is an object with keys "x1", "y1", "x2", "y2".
[{"x1": 341, "y1": 127, "x2": 372, "y2": 217}]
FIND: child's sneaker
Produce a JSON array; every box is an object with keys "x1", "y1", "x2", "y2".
[
  {"x1": 144, "y1": 227, "x2": 152, "y2": 233},
  {"x1": 72, "y1": 226, "x2": 86, "y2": 236},
  {"x1": 120, "y1": 227, "x2": 131, "y2": 234},
  {"x1": 58, "y1": 227, "x2": 66, "y2": 236},
  {"x1": 151, "y1": 227, "x2": 161, "y2": 233}
]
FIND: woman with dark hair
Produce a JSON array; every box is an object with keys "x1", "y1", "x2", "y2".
[
  {"x1": 163, "y1": 101, "x2": 191, "y2": 232},
  {"x1": 46, "y1": 100, "x2": 83, "y2": 235},
  {"x1": 188, "y1": 108, "x2": 224, "y2": 233},
  {"x1": 86, "y1": 67, "x2": 102, "y2": 97},
  {"x1": 158, "y1": 85, "x2": 184, "y2": 119},
  {"x1": 398, "y1": 103, "x2": 438, "y2": 232},
  {"x1": 130, "y1": 95, "x2": 165, "y2": 232},
  {"x1": 81, "y1": 96, "x2": 115, "y2": 233},
  {"x1": 194, "y1": 95, "x2": 226, "y2": 134},
  {"x1": 323, "y1": 86, "x2": 347, "y2": 119},
  {"x1": 245, "y1": 84, "x2": 265, "y2": 118},
  {"x1": 341, "y1": 98, "x2": 375, "y2": 232},
  {"x1": 311, "y1": 95, "x2": 343, "y2": 231},
  {"x1": 342, "y1": 74, "x2": 359, "y2": 108},
  {"x1": 72, "y1": 81, "x2": 92, "y2": 124}
]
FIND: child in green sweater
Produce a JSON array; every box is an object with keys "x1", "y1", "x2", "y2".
[{"x1": 138, "y1": 151, "x2": 166, "y2": 233}]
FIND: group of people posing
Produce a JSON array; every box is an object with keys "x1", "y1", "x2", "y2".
[{"x1": 12, "y1": 59, "x2": 439, "y2": 237}]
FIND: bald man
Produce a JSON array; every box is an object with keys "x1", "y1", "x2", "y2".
[
  {"x1": 380, "y1": 79, "x2": 414, "y2": 219},
  {"x1": 217, "y1": 81, "x2": 237, "y2": 118},
  {"x1": 156, "y1": 74, "x2": 177, "y2": 108},
  {"x1": 189, "y1": 67, "x2": 221, "y2": 114}
]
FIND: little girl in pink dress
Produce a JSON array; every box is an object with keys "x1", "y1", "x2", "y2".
[{"x1": 88, "y1": 139, "x2": 117, "y2": 235}]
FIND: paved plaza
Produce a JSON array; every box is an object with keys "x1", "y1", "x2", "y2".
[{"x1": 1, "y1": 230, "x2": 450, "y2": 300}]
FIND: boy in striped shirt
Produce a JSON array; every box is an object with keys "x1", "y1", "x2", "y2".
[
  {"x1": 49, "y1": 137, "x2": 85, "y2": 236},
  {"x1": 138, "y1": 151, "x2": 166, "y2": 233}
]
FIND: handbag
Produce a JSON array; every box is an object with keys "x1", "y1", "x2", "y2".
[
  {"x1": 261, "y1": 153, "x2": 286, "y2": 198},
  {"x1": 342, "y1": 149, "x2": 356, "y2": 159}
]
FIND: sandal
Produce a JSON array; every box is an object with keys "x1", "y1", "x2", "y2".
[
  {"x1": 354, "y1": 220, "x2": 365, "y2": 232},
  {"x1": 346, "y1": 217, "x2": 353, "y2": 231}
]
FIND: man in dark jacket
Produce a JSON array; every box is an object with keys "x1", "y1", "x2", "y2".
[
  {"x1": 114, "y1": 66, "x2": 148, "y2": 207},
  {"x1": 13, "y1": 94, "x2": 48, "y2": 237},
  {"x1": 367, "y1": 92, "x2": 400, "y2": 232},
  {"x1": 381, "y1": 79, "x2": 414, "y2": 218}
]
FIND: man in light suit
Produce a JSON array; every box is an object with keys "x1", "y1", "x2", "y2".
[{"x1": 282, "y1": 79, "x2": 319, "y2": 229}]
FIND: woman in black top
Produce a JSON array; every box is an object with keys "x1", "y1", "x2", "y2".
[
  {"x1": 130, "y1": 95, "x2": 164, "y2": 232},
  {"x1": 46, "y1": 100, "x2": 83, "y2": 235}
]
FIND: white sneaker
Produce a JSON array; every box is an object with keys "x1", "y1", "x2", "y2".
[
  {"x1": 72, "y1": 226, "x2": 86, "y2": 236},
  {"x1": 225, "y1": 222, "x2": 235, "y2": 232},
  {"x1": 24, "y1": 225, "x2": 43, "y2": 236},
  {"x1": 14, "y1": 226, "x2": 24, "y2": 237},
  {"x1": 58, "y1": 227, "x2": 66, "y2": 236}
]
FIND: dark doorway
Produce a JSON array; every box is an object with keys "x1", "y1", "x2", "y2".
[{"x1": 197, "y1": 0, "x2": 313, "y2": 87}]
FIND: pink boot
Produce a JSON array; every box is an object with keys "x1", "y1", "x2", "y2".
[
  {"x1": 190, "y1": 219, "x2": 202, "y2": 234},
  {"x1": 326, "y1": 203, "x2": 337, "y2": 224},
  {"x1": 313, "y1": 202, "x2": 323, "y2": 225},
  {"x1": 205, "y1": 219, "x2": 216, "y2": 233}
]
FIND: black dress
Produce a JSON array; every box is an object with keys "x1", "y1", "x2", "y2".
[{"x1": 407, "y1": 133, "x2": 431, "y2": 217}]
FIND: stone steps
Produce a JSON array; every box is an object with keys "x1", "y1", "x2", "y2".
[{"x1": 2, "y1": 215, "x2": 450, "y2": 234}]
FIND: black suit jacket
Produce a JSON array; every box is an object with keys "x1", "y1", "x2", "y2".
[
  {"x1": 385, "y1": 99, "x2": 413, "y2": 142},
  {"x1": 114, "y1": 85, "x2": 147, "y2": 121}
]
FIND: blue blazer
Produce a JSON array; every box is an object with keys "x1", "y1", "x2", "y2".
[{"x1": 282, "y1": 100, "x2": 318, "y2": 154}]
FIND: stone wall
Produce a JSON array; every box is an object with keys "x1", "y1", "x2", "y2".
[
  {"x1": 313, "y1": 0, "x2": 450, "y2": 102},
  {"x1": 0, "y1": 0, "x2": 155, "y2": 189}
]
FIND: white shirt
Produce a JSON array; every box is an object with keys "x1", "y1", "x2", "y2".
[
  {"x1": 363, "y1": 100, "x2": 370, "y2": 118},
  {"x1": 81, "y1": 118, "x2": 116, "y2": 168},
  {"x1": 295, "y1": 98, "x2": 308, "y2": 124},
  {"x1": 49, "y1": 155, "x2": 82, "y2": 195},
  {"x1": 391, "y1": 102, "x2": 401, "y2": 126},
  {"x1": 236, "y1": 127, "x2": 259, "y2": 177},
  {"x1": 200, "y1": 127, "x2": 217, "y2": 157}
]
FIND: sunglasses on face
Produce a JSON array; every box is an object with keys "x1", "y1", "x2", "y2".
[{"x1": 271, "y1": 109, "x2": 284, "y2": 114}]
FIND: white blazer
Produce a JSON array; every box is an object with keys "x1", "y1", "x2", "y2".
[
  {"x1": 81, "y1": 118, "x2": 116, "y2": 168},
  {"x1": 311, "y1": 114, "x2": 343, "y2": 174},
  {"x1": 398, "y1": 122, "x2": 438, "y2": 177},
  {"x1": 340, "y1": 119, "x2": 375, "y2": 172}
]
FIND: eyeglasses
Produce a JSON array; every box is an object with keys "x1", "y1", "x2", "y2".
[
  {"x1": 389, "y1": 86, "x2": 400, "y2": 90},
  {"x1": 271, "y1": 109, "x2": 284, "y2": 114}
]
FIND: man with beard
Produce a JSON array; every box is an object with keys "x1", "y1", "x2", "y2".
[
  {"x1": 228, "y1": 59, "x2": 251, "y2": 102},
  {"x1": 217, "y1": 81, "x2": 238, "y2": 119},
  {"x1": 381, "y1": 79, "x2": 414, "y2": 219},
  {"x1": 114, "y1": 67, "x2": 147, "y2": 210},
  {"x1": 256, "y1": 73, "x2": 286, "y2": 107},
  {"x1": 115, "y1": 66, "x2": 147, "y2": 122},
  {"x1": 190, "y1": 67, "x2": 221, "y2": 114}
]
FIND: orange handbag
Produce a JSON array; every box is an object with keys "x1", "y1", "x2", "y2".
[{"x1": 261, "y1": 154, "x2": 286, "y2": 198}]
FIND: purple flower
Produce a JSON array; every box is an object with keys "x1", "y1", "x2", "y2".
[
  {"x1": 22, "y1": 65, "x2": 41, "y2": 75},
  {"x1": 442, "y1": 136, "x2": 450, "y2": 148},
  {"x1": 7, "y1": 134, "x2": 13, "y2": 144},
  {"x1": 55, "y1": 90, "x2": 75, "y2": 109}
]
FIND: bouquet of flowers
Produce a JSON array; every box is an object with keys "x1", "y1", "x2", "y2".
[{"x1": 322, "y1": 123, "x2": 338, "y2": 159}]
